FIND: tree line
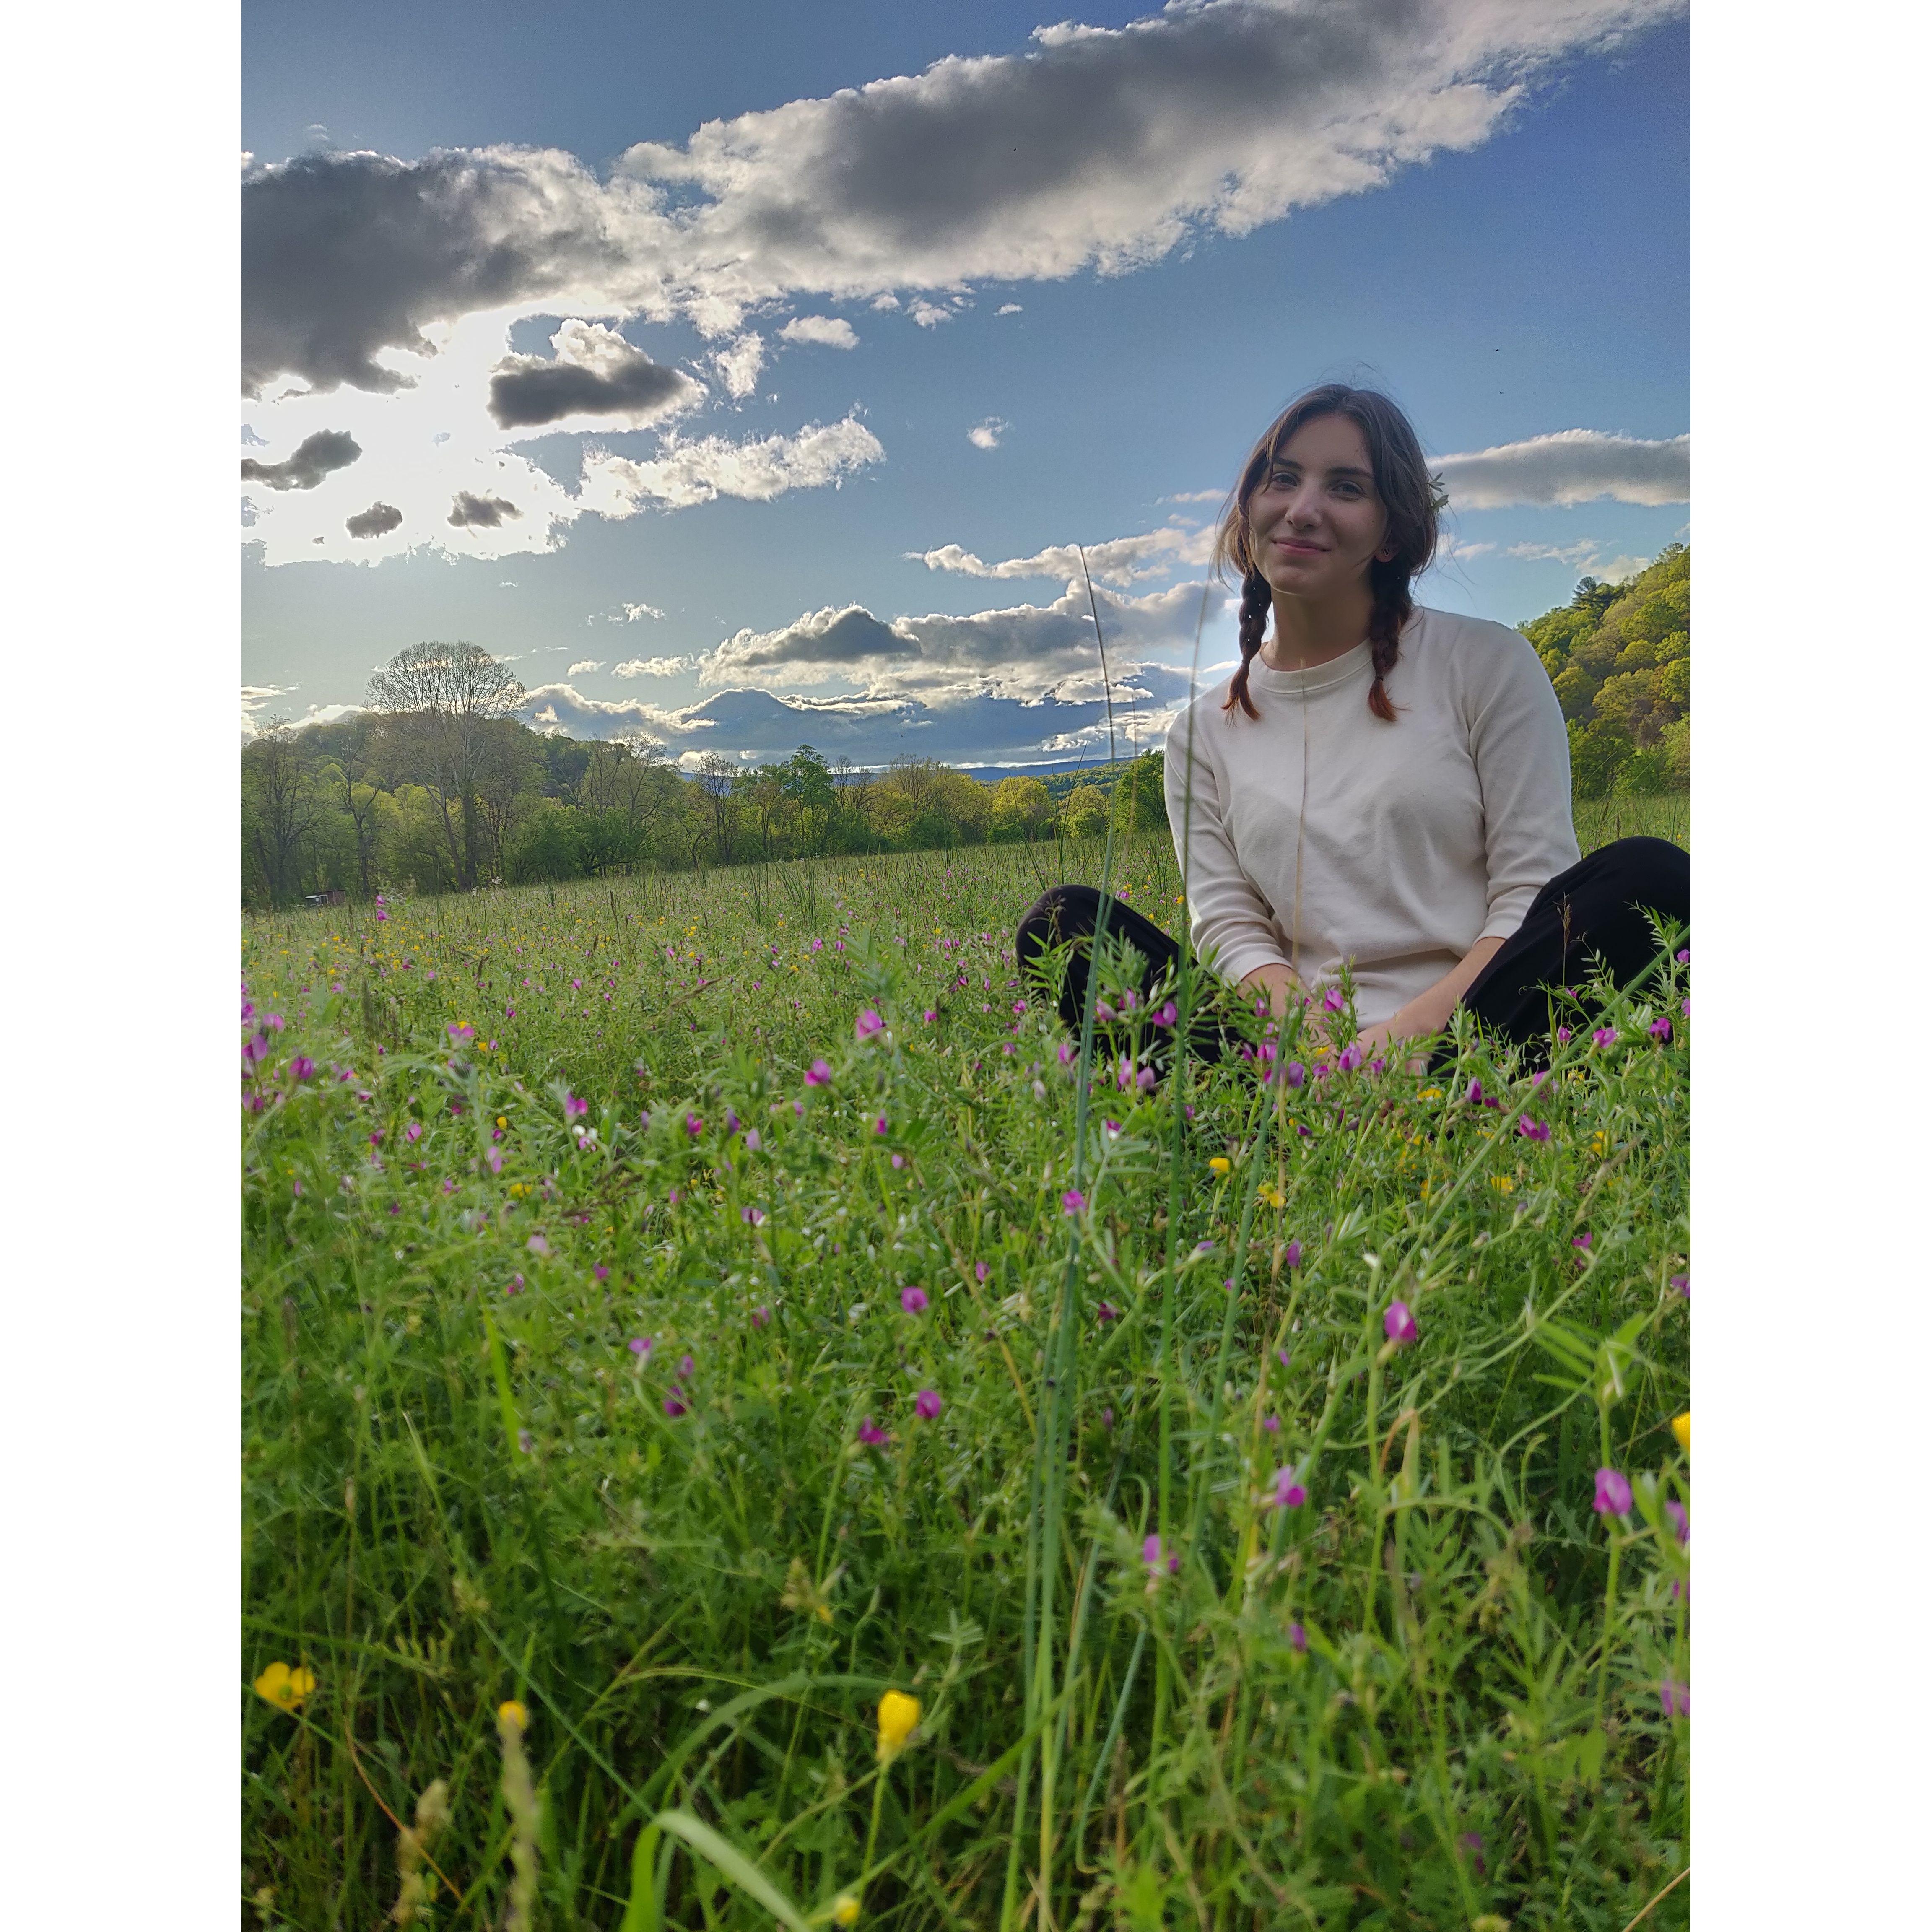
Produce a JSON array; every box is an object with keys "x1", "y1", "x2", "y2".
[
  {"x1": 244, "y1": 548, "x2": 1688, "y2": 907},
  {"x1": 242, "y1": 639, "x2": 1167, "y2": 907}
]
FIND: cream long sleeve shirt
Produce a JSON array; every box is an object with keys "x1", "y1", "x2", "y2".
[{"x1": 1162, "y1": 605, "x2": 1579, "y2": 1028}]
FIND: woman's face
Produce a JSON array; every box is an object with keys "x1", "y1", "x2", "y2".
[{"x1": 1244, "y1": 413, "x2": 1394, "y2": 600}]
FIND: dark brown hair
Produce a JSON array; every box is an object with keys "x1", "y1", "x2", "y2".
[{"x1": 1213, "y1": 384, "x2": 1443, "y2": 723}]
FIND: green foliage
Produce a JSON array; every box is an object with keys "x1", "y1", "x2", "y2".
[
  {"x1": 243, "y1": 831, "x2": 1690, "y2": 1930},
  {"x1": 1523, "y1": 546, "x2": 1690, "y2": 800}
]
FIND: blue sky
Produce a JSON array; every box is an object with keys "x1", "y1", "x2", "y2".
[{"x1": 242, "y1": 0, "x2": 1689, "y2": 770}]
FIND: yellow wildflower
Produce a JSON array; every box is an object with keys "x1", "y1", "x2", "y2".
[
  {"x1": 1671, "y1": 1411, "x2": 1690, "y2": 1454},
  {"x1": 1488, "y1": 1175, "x2": 1515, "y2": 1194},
  {"x1": 498, "y1": 1699, "x2": 528, "y2": 1732},
  {"x1": 253, "y1": 1662, "x2": 317, "y2": 1714},
  {"x1": 1208, "y1": 1157, "x2": 1231, "y2": 1176},
  {"x1": 877, "y1": 1689, "x2": 921, "y2": 1762},
  {"x1": 1418, "y1": 1087, "x2": 1442, "y2": 1101},
  {"x1": 833, "y1": 1896, "x2": 860, "y2": 1926},
  {"x1": 1257, "y1": 1184, "x2": 1285, "y2": 1210}
]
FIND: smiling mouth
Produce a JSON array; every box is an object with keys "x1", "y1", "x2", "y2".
[{"x1": 1275, "y1": 538, "x2": 1325, "y2": 553}]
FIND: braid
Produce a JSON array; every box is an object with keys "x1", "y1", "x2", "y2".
[
  {"x1": 1366, "y1": 568, "x2": 1411, "y2": 723},
  {"x1": 1221, "y1": 568, "x2": 1272, "y2": 721}
]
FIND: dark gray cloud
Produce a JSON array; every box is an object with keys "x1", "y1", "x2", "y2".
[
  {"x1": 447, "y1": 491, "x2": 522, "y2": 529},
  {"x1": 1439, "y1": 430, "x2": 1690, "y2": 508},
  {"x1": 346, "y1": 501, "x2": 404, "y2": 538},
  {"x1": 240, "y1": 428, "x2": 362, "y2": 491},
  {"x1": 242, "y1": 147, "x2": 661, "y2": 395},
  {"x1": 488, "y1": 322, "x2": 699, "y2": 428}
]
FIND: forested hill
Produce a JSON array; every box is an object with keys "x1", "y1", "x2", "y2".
[
  {"x1": 242, "y1": 549, "x2": 1687, "y2": 906},
  {"x1": 1520, "y1": 542, "x2": 1689, "y2": 797}
]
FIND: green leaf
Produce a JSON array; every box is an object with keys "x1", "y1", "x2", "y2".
[
  {"x1": 618, "y1": 1823, "x2": 662, "y2": 1932},
  {"x1": 651, "y1": 1809, "x2": 813, "y2": 1932}
]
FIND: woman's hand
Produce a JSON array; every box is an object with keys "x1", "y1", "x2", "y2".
[
  {"x1": 1237, "y1": 961, "x2": 1304, "y2": 1019},
  {"x1": 1353, "y1": 937, "x2": 1506, "y2": 1073}
]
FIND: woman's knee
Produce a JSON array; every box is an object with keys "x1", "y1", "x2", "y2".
[{"x1": 1592, "y1": 837, "x2": 1690, "y2": 918}]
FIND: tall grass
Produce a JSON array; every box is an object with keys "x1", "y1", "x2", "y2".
[{"x1": 243, "y1": 808, "x2": 1689, "y2": 1930}]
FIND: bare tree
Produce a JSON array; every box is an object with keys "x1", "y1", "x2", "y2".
[
  {"x1": 693, "y1": 751, "x2": 740, "y2": 863},
  {"x1": 319, "y1": 713, "x2": 384, "y2": 898},
  {"x1": 367, "y1": 641, "x2": 525, "y2": 889},
  {"x1": 243, "y1": 721, "x2": 328, "y2": 906}
]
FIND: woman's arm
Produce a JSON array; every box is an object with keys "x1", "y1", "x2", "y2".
[
  {"x1": 1164, "y1": 706, "x2": 1298, "y2": 991},
  {"x1": 1239, "y1": 960, "x2": 1305, "y2": 1018},
  {"x1": 1355, "y1": 936, "x2": 1504, "y2": 1061}
]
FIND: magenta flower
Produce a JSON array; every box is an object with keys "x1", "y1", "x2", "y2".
[
  {"x1": 1270, "y1": 1465, "x2": 1307, "y2": 1509},
  {"x1": 857, "y1": 1417, "x2": 890, "y2": 1446},
  {"x1": 1384, "y1": 1301, "x2": 1417, "y2": 1345},
  {"x1": 741, "y1": 1206, "x2": 766, "y2": 1226},
  {"x1": 1287, "y1": 1621, "x2": 1307, "y2": 1654},
  {"x1": 1094, "y1": 1299, "x2": 1120, "y2": 1323},
  {"x1": 564, "y1": 1094, "x2": 588, "y2": 1120},
  {"x1": 507, "y1": 1273, "x2": 525, "y2": 1295},
  {"x1": 1591, "y1": 1026, "x2": 1618, "y2": 1049},
  {"x1": 1649, "y1": 1017, "x2": 1672, "y2": 1042},
  {"x1": 974, "y1": 1261, "x2": 989, "y2": 1282},
  {"x1": 1659, "y1": 1678, "x2": 1690, "y2": 1719},
  {"x1": 405, "y1": 1120, "x2": 422, "y2": 1143},
  {"x1": 1321, "y1": 987, "x2": 1346, "y2": 1014},
  {"x1": 683, "y1": 1111, "x2": 703, "y2": 1138},
  {"x1": 1283, "y1": 1240, "x2": 1303, "y2": 1270},
  {"x1": 874, "y1": 1114, "x2": 889, "y2": 1135},
  {"x1": 241, "y1": 1000, "x2": 254, "y2": 1021},
  {"x1": 1555, "y1": 1025, "x2": 1573, "y2": 1045},
  {"x1": 1670, "y1": 1272, "x2": 1690, "y2": 1297},
  {"x1": 1467, "y1": 1079, "x2": 1485, "y2": 1104},
  {"x1": 1153, "y1": 1000, "x2": 1178, "y2": 1026},
  {"x1": 1262, "y1": 1414, "x2": 1280, "y2": 1433},
  {"x1": 242, "y1": 1031, "x2": 272, "y2": 1064},
  {"x1": 1337, "y1": 1044, "x2": 1363, "y2": 1073},
  {"x1": 527, "y1": 1234, "x2": 549, "y2": 1256},
  {"x1": 593, "y1": 1265, "x2": 610, "y2": 1282},
  {"x1": 447, "y1": 1023, "x2": 474, "y2": 1043},
  {"x1": 1057, "y1": 1042, "x2": 1075, "y2": 1066},
  {"x1": 750, "y1": 1305, "x2": 771, "y2": 1328},
  {"x1": 1136, "y1": 1065, "x2": 1156, "y2": 1093},
  {"x1": 265, "y1": 1013, "x2": 285, "y2": 1032},
  {"x1": 1675, "y1": 948, "x2": 1690, "y2": 964},
  {"x1": 805, "y1": 1059, "x2": 831, "y2": 1087},
  {"x1": 1285, "y1": 1061, "x2": 1306, "y2": 1088},
  {"x1": 289, "y1": 1055, "x2": 316, "y2": 1081},
  {"x1": 914, "y1": 1388, "x2": 943, "y2": 1420},
  {"x1": 725, "y1": 1110, "x2": 742, "y2": 1134},
  {"x1": 1518, "y1": 1115, "x2": 1550, "y2": 1141},
  {"x1": 891, "y1": 1152, "x2": 906, "y2": 1169},
  {"x1": 901, "y1": 1285, "x2": 930, "y2": 1314},
  {"x1": 1100, "y1": 1406, "x2": 1114, "y2": 1430},
  {"x1": 639, "y1": 1109, "x2": 652, "y2": 1131},
  {"x1": 1666, "y1": 1500, "x2": 1689, "y2": 1546},
  {"x1": 855, "y1": 1008, "x2": 884, "y2": 1040},
  {"x1": 1572, "y1": 1231, "x2": 1592, "y2": 1250},
  {"x1": 1061, "y1": 1189, "x2": 1086, "y2": 1215},
  {"x1": 924, "y1": 1009, "x2": 938, "y2": 1023},
  {"x1": 679, "y1": 1353, "x2": 695, "y2": 1379},
  {"x1": 1594, "y1": 1467, "x2": 1633, "y2": 1518},
  {"x1": 663, "y1": 1390, "x2": 687, "y2": 1418},
  {"x1": 628, "y1": 1336, "x2": 653, "y2": 1358},
  {"x1": 1142, "y1": 1533, "x2": 1180, "y2": 1575}
]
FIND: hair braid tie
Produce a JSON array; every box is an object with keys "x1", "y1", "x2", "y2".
[{"x1": 1223, "y1": 569, "x2": 1272, "y2": 720}]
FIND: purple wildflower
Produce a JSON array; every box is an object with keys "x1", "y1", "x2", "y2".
[
  {"x1": 1460, "y1": 1833, "x2": 1485, "y2": 1878},
  {"x1": 663, "y1": 1390, "x2": 687, "y2": 1418},
  {"x1": 1384, "y1": 1301, "x2": 1418, "y2": 1346},
  {"x1": 1555, "y1": 1025, "x2": 1573, "y2": 1045},
  {"x1": 628, "y1": 1336, "x2": 653, "y2": 1358},
  {"x1": 405, "y1": 1121, "x2": 422, "y2": 1143},
  {"x1": 858, "y1": 1418, "x2": 890, "y2": 1446},
  {"x1": 750, "y1": 1305, "x2": 771, "y2": 1328},
  {"x1": 1094, "y1": 1300, "x2": 1120, "y2": 1324},
  {"x1": 1142, "y1": 1533, "x2": 1179, "y2": 1576},
  {"x1": 1270, "y1": 1466, "x2": 1307, "y2": 1509},
  {"x1": 1283, "y1": 1240, "x2": 1303, "y2": 1270},
  {"x1": 1262, "y1": 1414, "x2": 1280, "y2": 1433},
  {"x1": 564, "y1": 1094, "x2": 588, "y2": 1120},
  {"x1": 685, "y1": 1111, "x2": 704, "y2": 1138},
  {"x1": 901, "y1": 1285, "x2": 930, "y2": 1314},
  {"x1": 527, "y1": 1234, "x2": 549, "y2": 1256},
  {"x1": 805, "y1": 1059, "x2": 831, "y2": 1087},
  {"x1": 914, "y1": 1389, "x2": 943, "y2": 1420},
  {"x1": 507, "y1": 1272, "x2": 525, "y2": 1296},
  {"x1": 485, "y1": 1146, "x2": 504, "y2": 1174},
  {"x1": 1594, "y1": 1467, "x2": 1633, "y2": 1518},
  {"x1": 975, "y1": 1261, "x2": 989, "y2": 1282},
  {"x1": 1573, "y1": 1231, "x2": 1592, "y2": 1250},
  {"x1": 1670, "y1": 1272, "x2": 1690, "y2": 1298},
  {"x1": 874, "y1": 1114, "x2": 889, "y2": 1135},
  {"x1": 1288, "y1": 1621, "x2": 1307, "y2": 1654},
  {"x1": 1467, "y1": 1079, "x2": 1485, "y2": 1105},
  {"x1": 1321, "y1": 987, "x2": 1346, "y2": 1014},
  {"x1": 1659, "y1": 1679, "x2": 1690, "y2": 1719},
  {"x1": 1649, "y1": 1017, "x2": 1673, "y2": 1042},
  {"x1": 447, "y1": 1023, "x2": 474, "y2": 1043},
  {"x1": 1153, "y1": 1000, "x2": 1178, "y2": 1026},
  {"x1": 741, "y1": 1206, "x2": 767, "y2": 1226},
  {"x1": 1675, "y1": 948, "x2": 1690, "y2": 964},
  {"x1": 1285, "y1": 1061, "x2": 1306, "y2": 1088},
  {"x1": 743, "y1": 1127, "x2": 761, "y2": 1152},
  {"x1": 289, "y1": 1055, "x2": 315, "y2": 1082},
  {"x1": 1061, "y1": 1189, "x2": 1086, "y2": 1215},
  {"x1": 891, "y1": 1152, "x2": 905, "y2": 1169},
  {"x1": 1518, "y1": 1115, "x2": 1550, "y2": 1140},
  {"x1": 679, "y1": 1353, "x2": 695, "y2": 1379},
  {"x1": 1592, "y1": 1026, "x2": 1618, "y2": 1049},
  {"x1": 1337, "y1": 1044, "x2": 1363, "y2": 1073},
  {"x1": 855, "y1": 1008, "x2": 884, "y2": 1040},
  {"x1": 1666, "y1": 1500, "x2": 1689, "y2": 1546}
]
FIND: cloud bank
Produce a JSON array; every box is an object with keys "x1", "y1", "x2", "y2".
[
  {"x1": 1438, "y1": 429, "x2": 1689, "y2": 507},
  {"x1": 241, "y1": 428, "x2": 361, "y2": 490}
]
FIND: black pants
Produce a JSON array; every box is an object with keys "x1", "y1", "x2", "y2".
[{"x1": 1015, "y1": 837, "x2": 1689, "y2": 1059}]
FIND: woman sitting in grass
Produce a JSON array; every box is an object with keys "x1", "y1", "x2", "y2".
[{"x1": 1018, "y1": 382, "x2": 1688, "y2": 1065}]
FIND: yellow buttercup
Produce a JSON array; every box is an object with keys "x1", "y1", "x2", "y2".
[
  {"x1": 876, "y1": 1689, "x2": 920, "y2": 1763},
  {"x1": 252, "y1": 1662, "x2": 316, "y2": 1714}
]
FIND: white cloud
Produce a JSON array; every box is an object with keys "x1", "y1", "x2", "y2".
[
  {"x1": 1504, "y1": 541, "x2": 1652, "y2": 583},
  {"x1": 1161, "y1": 488, "x2": 1226, "y2": 504},
  {"x1": 699, "y1": 577, "x2": 1217, "y2": 703},
  {"x1": 621, "y1": 601, "x2": 667, "y2": 621},
  {"x1": 779, "y1": 314, "x2": 860, "y2": 348},
  {"x1": 909, "y1": 299, "x2": 956, "y2": 327},
  {"x1": 579, "y1": 413, "x2": 884, "y2": 514},
  {"x1": 995, "y1": 303, "x2": 1022, "y2": 315},
  {"x1": 1439, "y1": 430, "x2": 1689, "y2": 509},
  {"x1": 911, "y1": 523, "x2": 1213, "y2": 583},
  {"x1": 566, "y1": 659, "x2": 605, "y2": 675},
  {"x1": 613, "y1": 654, "x2": 701, "y2": 678},
  {"x1": 712, "y1": 330, "x2": 766, "y2": 399},
  {"x1": 967, "y1": 418, "x2": 1007, "y2": 450}
]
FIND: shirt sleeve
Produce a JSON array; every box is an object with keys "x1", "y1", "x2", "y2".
[
  {"x1": 1466, "y1": 626, "x2": 1583, "y2": 944},
  {"x1": 1164, "y1": 699, "x2": 1294, "y2": 986}
]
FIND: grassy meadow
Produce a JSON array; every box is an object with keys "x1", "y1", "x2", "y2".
[{"x1": 242, "y1": 797, "x2": 1689, "y2": 1931}]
